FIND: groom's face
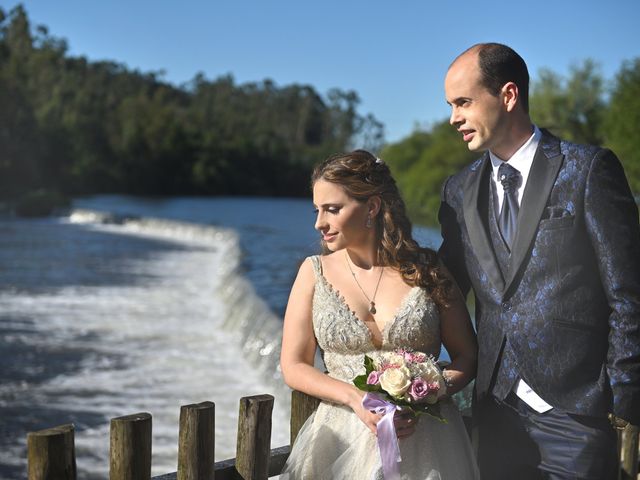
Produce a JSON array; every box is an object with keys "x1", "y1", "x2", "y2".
[{"x1": 445, "y1": 53, "x2": 509, "y2": 155}]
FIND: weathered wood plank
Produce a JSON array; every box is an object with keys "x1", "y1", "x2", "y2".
[
  {"x1": 178, "y1": 401, "x2": 215, "y2": 480},
  {"x1": 152, "y1": 446, "x2": 290, "y2": 480},
  {"x1": 110, "y1": 412, "x2": 152, "y2": 480},
  {"x1": 289, "y1": 390, "x2": 319, "y2": 445},
  {"x1": 235, "y1": 394, "x2": 274, "y2": 480},
  {"x1": 27, "y1": 423, "x2": 76, "y2": 480},
  {"x1": 619, "y1": 424, "x2": 640, "y2": 480}
]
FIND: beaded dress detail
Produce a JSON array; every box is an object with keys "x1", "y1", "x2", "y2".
[{"x1": 281, "y1": 255, "x2": 479, "y2": 479}]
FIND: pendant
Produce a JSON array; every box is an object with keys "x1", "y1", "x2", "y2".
[{"x1": 369, "y1": 302, "x2": 376, "y2": 314}]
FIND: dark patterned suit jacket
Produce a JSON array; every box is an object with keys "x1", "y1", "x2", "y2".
[{"x1": 438, "y1": 129, "x2": 640, "y2": 424}]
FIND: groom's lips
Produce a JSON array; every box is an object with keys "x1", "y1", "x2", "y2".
[{"x1": 460, "y1": 129, "x2": 475, "y2": 142}]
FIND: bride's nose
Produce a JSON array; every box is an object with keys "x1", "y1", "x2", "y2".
[{"x1": 315, "y1": 212, "x2": 327, "y2": 232}]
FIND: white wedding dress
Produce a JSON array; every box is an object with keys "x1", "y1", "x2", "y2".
[{"x1": 281, "y1": 256, "x2": 480, "y2": 480}]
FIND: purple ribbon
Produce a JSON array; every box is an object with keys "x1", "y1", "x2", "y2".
[{"x1": 362, "y1": 392, "x2": 402, "y2": 480}]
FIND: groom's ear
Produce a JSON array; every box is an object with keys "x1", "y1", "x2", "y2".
[{"x1": 502, "y1": 82, "x2": 520, "y2": 112}]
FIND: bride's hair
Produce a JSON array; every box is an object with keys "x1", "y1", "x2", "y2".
[{"x1": 311, "y1": 149, "x2": 453, "y2": 310}]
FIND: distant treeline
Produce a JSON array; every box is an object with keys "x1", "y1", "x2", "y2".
[
  {"x1": 382, "y1": 58, "x2": 640, "y2": 225},
  {"x1": 0, "y1": 5, "x2": 383, "y2": 202},
  {"x1": 2, "y1": 6, "x2": 639, "y2": 225}
]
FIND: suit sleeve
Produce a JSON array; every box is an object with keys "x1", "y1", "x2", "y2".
[
  {"x1": 584, "y1": 148, "x2": 640, "y2": 425},
  {"x1": 438, "y1": 175, "x2": 472, "y2": 298}
]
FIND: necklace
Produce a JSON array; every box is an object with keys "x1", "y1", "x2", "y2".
[{"x1": 344, "y1": 251, "x2": 384, "y2": 314}]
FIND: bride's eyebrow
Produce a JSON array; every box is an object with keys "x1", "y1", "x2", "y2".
[{"x1": 314, "y1": 203, "x2": 341, "y2": 209}]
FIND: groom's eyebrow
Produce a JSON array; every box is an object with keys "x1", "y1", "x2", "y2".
[{"x1": 447, "y1": 97, "x2": 470, "y2": 106}]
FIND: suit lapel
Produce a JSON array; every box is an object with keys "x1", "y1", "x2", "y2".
[
  {"x1": 504, "y1": 132, "x2": 564, "y2": 294},
  {"x1": 463, "y1": 154, "x2": 506, "y2": 292}
]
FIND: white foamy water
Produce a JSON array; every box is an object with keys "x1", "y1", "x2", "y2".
[{"x1": 0, "y1": 211, "x2": 290, "y2": 479}]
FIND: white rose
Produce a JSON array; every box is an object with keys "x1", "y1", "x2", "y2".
[
  {"x1": 422, "y1": 366, "x2": 447, "y2": 405},
  {"x1": 379, "y1": 366, "x2": 412, "y2": 398}
]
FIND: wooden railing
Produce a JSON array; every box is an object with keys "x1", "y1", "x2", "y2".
[{"x1": 26, "y1": 391, "x2": 638, "y2": 479}]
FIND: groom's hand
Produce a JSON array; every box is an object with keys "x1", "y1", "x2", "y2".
[{"x1": 394, "y1": 410, "x2": 417, "y2": 438}]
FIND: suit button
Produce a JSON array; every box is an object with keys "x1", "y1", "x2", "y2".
[{"x1": 501, "y1": 301, "x2": 512, "y2": 312}]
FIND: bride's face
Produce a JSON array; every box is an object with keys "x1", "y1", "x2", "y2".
[{"x1": 312, "y1": 179, "x2": 372, "y2": 252}]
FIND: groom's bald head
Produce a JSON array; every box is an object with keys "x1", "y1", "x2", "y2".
[{"x1": 450, "y1": 43, "x2": 530, "y2": 113}]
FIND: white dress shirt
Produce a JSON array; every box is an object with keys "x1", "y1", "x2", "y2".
[
  {"x1": 489, "y1": 125, "x2": 541, "y2": 215},
  {"x1": 488, "y1": 125, "x2": 553, "y2": 413}
]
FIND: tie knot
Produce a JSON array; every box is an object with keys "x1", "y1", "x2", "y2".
[{"x1": 498, "y1": 162, "x2": 521, "y2": 193}]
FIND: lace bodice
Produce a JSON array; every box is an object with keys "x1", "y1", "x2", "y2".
[{"x1": 309, "y1": 255, "x2": 441, "y2": 382}]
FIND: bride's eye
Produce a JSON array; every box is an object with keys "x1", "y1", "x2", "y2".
[{"x1": 327, "y1": 206, "x2": 340, "y2": 214}]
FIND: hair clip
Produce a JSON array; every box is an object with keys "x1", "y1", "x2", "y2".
[{"x1": 375, "y1": 157, "x2": 384, "y2": 165}]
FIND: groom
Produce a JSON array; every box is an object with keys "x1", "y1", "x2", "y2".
[{"x1": 438, "y1": 43, "x2": 640, "y2": 479}]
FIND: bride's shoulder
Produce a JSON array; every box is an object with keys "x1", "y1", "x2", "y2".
[
  {"x1": 315, "y1": 252, "x2": 347, "y2": 276},
  {"x1": 298, "y1": 253, "x2": 336, "y2": 277}
]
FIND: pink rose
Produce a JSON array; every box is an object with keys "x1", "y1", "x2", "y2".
[
  {"x1": 408, "y1": 377, "x2": 430, "y2": 401},
  {"x1": 367, "y1": 371, "x2": 381, "y2": 385}
]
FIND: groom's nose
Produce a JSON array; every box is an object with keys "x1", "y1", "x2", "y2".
[{"x1": 449, "y1": 106, "x2": 463, "y2": 127}]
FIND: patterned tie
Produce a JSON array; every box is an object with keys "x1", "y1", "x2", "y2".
[{"x1": 498, "y1": 162, "x2": 521, "y2": 249}]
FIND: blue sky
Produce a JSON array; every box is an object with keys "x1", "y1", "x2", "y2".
[{"x1": 5, "y1": 1, "x2": 640, "y2": 143}]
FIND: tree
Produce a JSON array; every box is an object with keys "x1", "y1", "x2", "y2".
[
  {"x1": 530, "y1": 60, "x2": 606, "y2": 145},
  {"x1": 603, "y1": 58, "x2": 640, "y2": 195},
  {"x1": 0, "y1": 6, "x2": 382, "y2": 201},
  {"x1": 382, "y1": 120, "x2": 475, "y2": 226}
]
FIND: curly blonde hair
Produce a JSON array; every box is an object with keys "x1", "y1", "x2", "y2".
[{"x1": 311, "y1": 149, "x2": 453, "y2": 310}]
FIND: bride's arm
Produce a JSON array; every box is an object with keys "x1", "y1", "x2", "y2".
[
  {"x1": 439, "y1": 269, "x2": 478, "y2": 396},
  {"x1": 280, "y1": 257, "x2": 382, "y2": 435}
]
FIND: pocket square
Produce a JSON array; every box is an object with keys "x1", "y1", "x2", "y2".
[{"x1": 543, "y1": 206, "x2": 571, "y2": 219}]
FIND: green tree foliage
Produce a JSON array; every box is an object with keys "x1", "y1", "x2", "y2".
[
  {"x1": 383, "y1": 59, "x2": 639, "y2": 226},
  {"x1": 603, "y1": 59, "x2": 640, "y2": 195},
  {"x1": 0, "y1": 5, "x2": 383, "y2": 202},
  {"x1": 381, "y1": 121, "x2": 476, "y2": 226},
  {"x1": 530, "y1": 60, "x2": 606, "y2": 145}
]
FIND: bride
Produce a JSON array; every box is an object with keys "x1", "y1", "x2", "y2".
[{"x1": 280, "y1": 150, "x2": 480, "y2": 479}]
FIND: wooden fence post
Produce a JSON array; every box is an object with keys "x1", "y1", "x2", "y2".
[
  {"x1": 110, "y1": 412, "x2": 152, "y2": 480},
  {"x1": 235, "y1": 394, "x2": 273, "y2": 480},
  {"x1": 289, "y1": 390, "x2": 319, "y2": 446},
  {"x1": 178, "y1": 401, "x2": 215, "y2": 480},
  {"x1": 619, "y1": 424, "x2": 640, "y2": 480},
  {"x1": 27, "y1": 423, "x2": 76, "y2": 480}
]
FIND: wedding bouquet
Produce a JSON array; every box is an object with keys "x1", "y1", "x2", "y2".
[
  {"x1": 353, "y1": 348, "x2": 448, "y2": 421},
  {"x1": 353, "y1": 349, "x2": 448, "y2": 479}
]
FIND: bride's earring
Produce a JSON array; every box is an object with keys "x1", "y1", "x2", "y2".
[{"x1": 365, "y1": 215, "x2": 373, "y2": 228}]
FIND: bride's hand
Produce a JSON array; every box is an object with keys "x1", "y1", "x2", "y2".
[
  {"x1": 394, "y1": 409, "x2": 417, "y2": 438},
  {"x1": 352, "y1": 401, "x2": 383, "y2": 436},
  {"x1": 348, "y1": 392, "x2": 417, "y2": 438}
]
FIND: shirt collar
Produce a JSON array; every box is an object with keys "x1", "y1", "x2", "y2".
[{"x1": 489, "y1": 125, "x2": 541, "y2": 177}]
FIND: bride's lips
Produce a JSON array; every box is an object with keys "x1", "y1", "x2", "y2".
[{"x1": 322, "y1": 232, "x2": 338, "y2": 242}]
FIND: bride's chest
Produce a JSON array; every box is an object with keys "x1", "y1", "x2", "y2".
[{"x1": 312, "y1": 281, "x2": 441, "y2": 356}]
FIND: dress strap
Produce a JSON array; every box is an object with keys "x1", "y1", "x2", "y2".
[{"x1": 309, "y1": 255, "x2": 323, "y2": 279}]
